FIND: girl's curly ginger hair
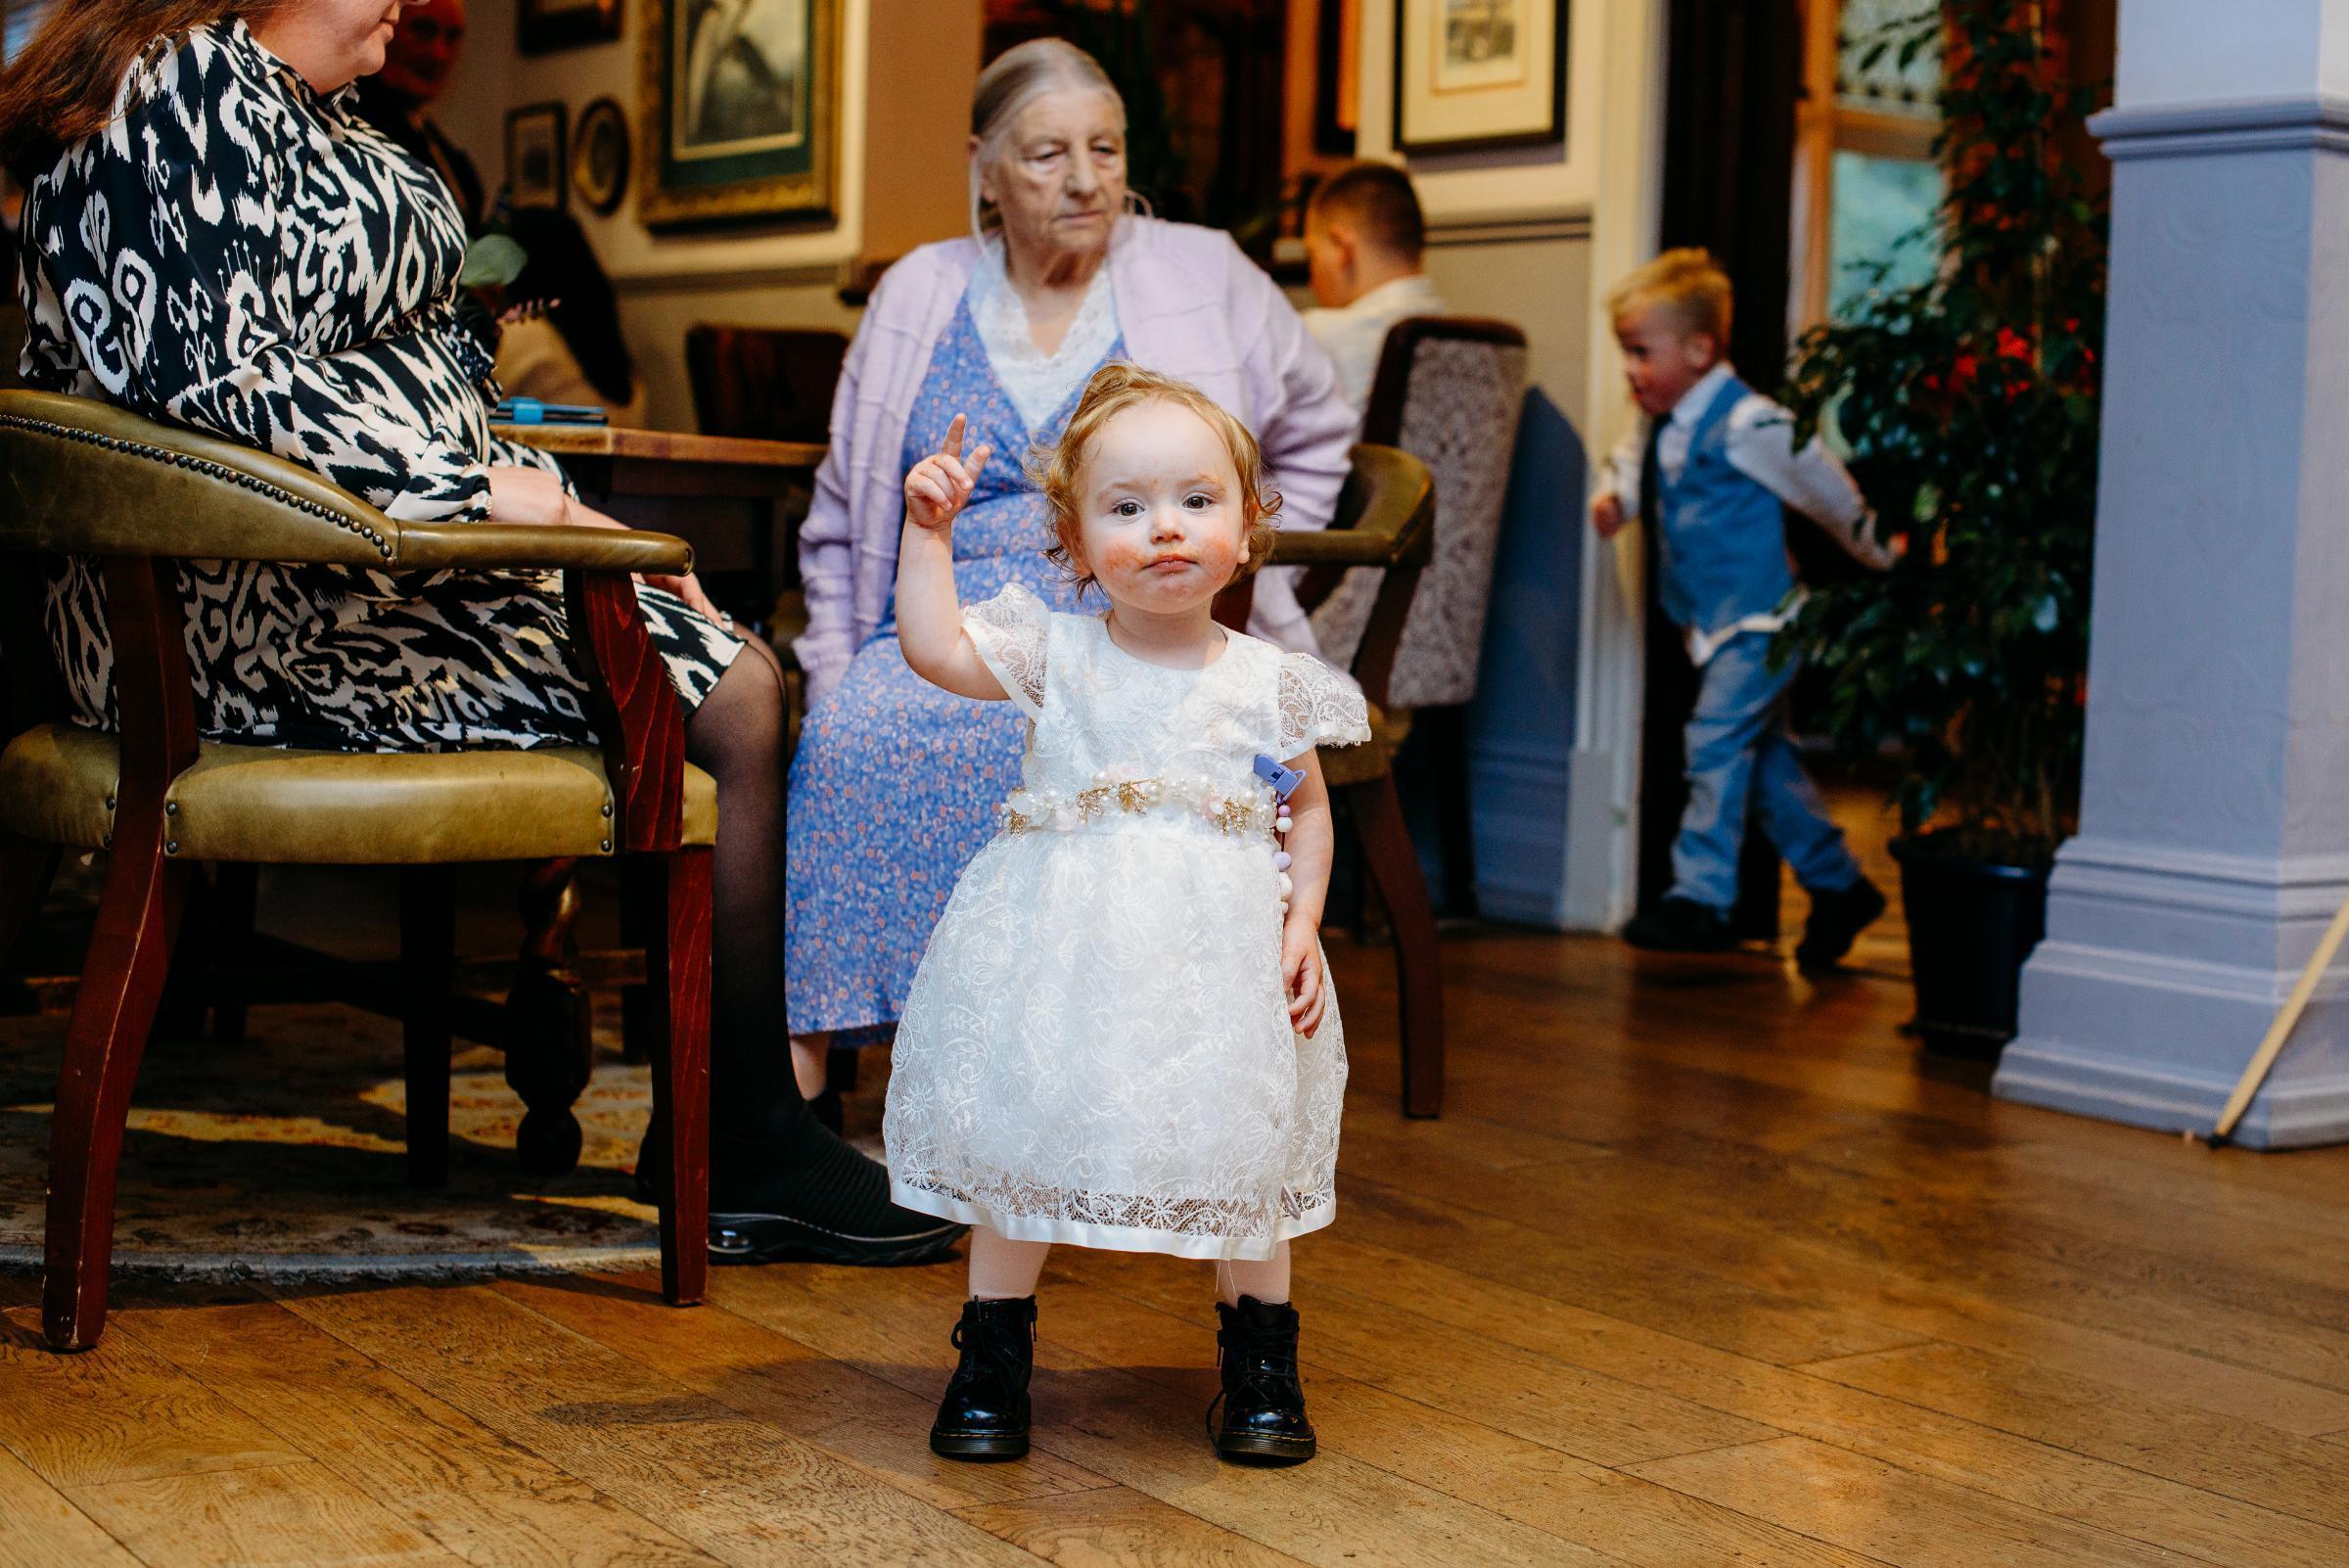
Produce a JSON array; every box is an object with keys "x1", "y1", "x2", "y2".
[{"x1": 1030, "y1": 361, "x2": 1281, "y2": 592}]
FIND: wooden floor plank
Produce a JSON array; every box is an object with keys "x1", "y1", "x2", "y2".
[
  {"x1": 952, "y1": 1487, "x2": 1320, "y2": 1568},
  {"x1": 486, "y1": 1271, "x2": 1114, "y2": 1511},
  {"x1": 1266, "y1": 1233, "x2": 2349, "y2": 1568},
  {"x1": 0, "y1": 1443, "x2": 140, "y2": 1568},
  {"x1": 1036, "y1": 1256, "x2": 1897, "y2": 1568},
  {"x1": 708, "y1": 1262, "x2": 1638, "y2": 1568},
  {"x1": 1350, "y1": 1130, "x2": 2349, "y2": 1419},
  {"x1": 64, "y1": 1460, "x2": 470, "y2": 1568},
  {"x1": 1625, "y1": 1436, "x2": 2209, "y2": 1568},
  {"x1": 0, "y1": 1303, "x2": 308, "y2": 1488},
  {"x1": 1043, "y1": 1248, "x2": 1777, "y2": 1467},
  {"x1": 277, "y1": 1283, "x2": 1043, "y2": 1568},
  {"x1": 1799, "y1": 1339, "x2": 2349, "y2": 1534},
  {"x1": 107, "y1": 1286, "x2": 721, "y2": 1568}
]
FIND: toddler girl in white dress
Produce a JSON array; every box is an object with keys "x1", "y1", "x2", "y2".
[{"x1": 886, "y1": 361, "x2": 1368, "y2": 1464}]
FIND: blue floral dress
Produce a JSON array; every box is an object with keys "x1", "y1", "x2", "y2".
[{"x1": 784, "y1": 300, "x2": 1123, "y2": 1036}]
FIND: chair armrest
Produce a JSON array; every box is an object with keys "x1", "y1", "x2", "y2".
[
  {"x1": 397, "y1": 522, "x2": 694, "y2": 576},
  {"x1": 1267, "y1": 530, "x2": 1407, "y2": 569}
]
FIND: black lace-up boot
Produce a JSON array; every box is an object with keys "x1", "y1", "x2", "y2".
[
  {"x1": 1208, "y1": 1296, "x2": 1315, "y2": 1462},
  {"x1": 930, "y1": 1297, "x2": 1036, "y2": 1459}
]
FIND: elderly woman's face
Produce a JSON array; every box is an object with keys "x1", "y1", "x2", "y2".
[{"x1": 980, "y1": 88, "x2": 1128, "y2": 261}]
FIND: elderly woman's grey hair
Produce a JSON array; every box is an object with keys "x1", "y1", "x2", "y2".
[{"x1": 967, "y1": 37, "x2": 1133, "y2": 240}]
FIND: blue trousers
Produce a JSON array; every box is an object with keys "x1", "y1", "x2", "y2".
[{"x1": 1669, "y1": 633, "x2": 1862, "y2": 913}]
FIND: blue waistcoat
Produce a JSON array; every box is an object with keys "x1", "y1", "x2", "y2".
[{"x1": 1650, "y1": 374, "x2": 1795, "y2": 635}]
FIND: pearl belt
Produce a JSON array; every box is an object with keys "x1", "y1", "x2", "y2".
[{"x1": 1000, "y1": 772, "x2": 1279, "y2": 839}]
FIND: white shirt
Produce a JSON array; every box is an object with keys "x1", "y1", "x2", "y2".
[
  {"x1": 1302, "y1": 272, "x2": 1450, "y2": 419},
  {"x1": 1598, "y1": 362, "x2": 1891, "y2": 664}
]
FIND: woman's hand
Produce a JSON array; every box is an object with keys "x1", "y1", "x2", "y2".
[
  {"x1": 1282, "y1": 918, "x2": 1326, "y2": 1038},
  {"x1": 486, "y1": 463, "x2": 576, "y2": 528},
  {"x1": 645, "y1": 570, "x2": 730, "y2": 629},
  {"x1": 904, "y1": 413, "x2": 991, "y2": 532}
]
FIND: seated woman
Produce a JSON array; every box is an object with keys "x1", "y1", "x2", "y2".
[
  {"x1": 0, "y1": 0, "x2": 955, "y2": 1265},
  {"x1": 784, "y1": 38, "x2": 1356, "y2": 1101}
]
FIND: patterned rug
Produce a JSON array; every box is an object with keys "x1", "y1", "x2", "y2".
[{"x1": 0, "y1": 999, "x2": 879, "y2": 1282}]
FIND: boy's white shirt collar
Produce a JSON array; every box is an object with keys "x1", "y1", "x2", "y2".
[
  {"x1": 1663, "y1": 360, "x2": 1738, "y2": 432},
  {"x1": 1338, "y1": 271, "x2": 1443, "y2": 319}
]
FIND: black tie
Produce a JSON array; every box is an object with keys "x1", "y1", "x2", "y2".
[{"x1": 1637, "y1": 415, "x2": 1669, "y2": 532}]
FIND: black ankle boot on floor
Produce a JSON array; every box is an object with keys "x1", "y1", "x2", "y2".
[
  {"x1": 1209, "y1": 1296, "x2": 1315, "y2": 1463},
  {"x1": 931, "y1": 1297, "x2": 1036, "y2": 1460}
]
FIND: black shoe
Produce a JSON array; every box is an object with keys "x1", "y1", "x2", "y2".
[
  {"x1": 1795, "y1": 876, "x2": 1888, "y2": 973},
  {"x1": 931, "y1": 1297, "x2": 1036, "y2": 1460},
  {"x1": 634, "y1": 1121, "x2": 965, "y2": 1267},
  {"x1": 1621, "y1": 897, "x2": 1735, "y2": 952},
  {"x1": 1208, "y1": 1296, "x2": 1315, "y2": 1463}
]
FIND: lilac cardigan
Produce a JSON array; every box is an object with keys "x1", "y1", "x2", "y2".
[{"x1": 793, "y1": 216, "x2": 1357, "y2": 700}]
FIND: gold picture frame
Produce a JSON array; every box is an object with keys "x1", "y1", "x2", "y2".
[{"x1": 638, "y1": 0, "x2": 840, "y2": 229}]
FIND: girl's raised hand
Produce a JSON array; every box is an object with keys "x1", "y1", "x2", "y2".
[{"x1": 904, "y1": 413, "x2": 993, "y2": 532}]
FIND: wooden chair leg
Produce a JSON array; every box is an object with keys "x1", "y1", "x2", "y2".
[
  {"x1": 630, "y1": 847, "x2": 711, "y2": 1307},
  {"x1": 1346, "y1": 773, "x2": 1446, "y2": 1120},
  {"x1": 0, "y1": 826, "x2": 60, "y2": 964},
  {"x1": 503, "y1": 858, "x2": 592, "y2": 1176},
  {"x1": 399, "y1": 866, "x2": 456, "y2": 1190},
  {"x1": 43, "y1": 826, "x2": 189, "y2": 1351}
]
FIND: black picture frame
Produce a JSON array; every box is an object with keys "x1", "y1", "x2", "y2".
[
  {"x1": 519, "y1": 0, "x2": 623, "y2": 56},
  {"x1": 1392, "y1": 0, "x2": 1569, "y2": 158},
  {"x1": 504, "y1": 101, "x2": 568, "y2": 211}
]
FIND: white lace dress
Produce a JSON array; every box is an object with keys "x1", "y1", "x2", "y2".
[{"x1": 884, "y1": 583, "x2": 1371, "y2": 1260}]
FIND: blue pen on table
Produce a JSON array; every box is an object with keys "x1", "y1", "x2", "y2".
[{"x1": 494, "y1": 397, "x2": 610, "y2": 426}]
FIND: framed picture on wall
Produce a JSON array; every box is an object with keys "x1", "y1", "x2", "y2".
[
  {"x1": 1393, "y1": 0, "x2": 1567, "y2": 157},
  {"x1": 571, "y1": 96, "x2": 631, "y2": 215},
  {"x1": 519, "y1": 0, "x2": 622, "y2": 56},
  {"x1": 639, "y1": 0, "x2": 839, "y2": 229},
  {"x1": 505, "y1": 102, "x2": 568, "y2": 210}
]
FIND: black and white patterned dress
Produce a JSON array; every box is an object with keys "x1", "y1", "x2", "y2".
[{"x1": 18, "y1": 20, "x2": 742, "y2": 752}]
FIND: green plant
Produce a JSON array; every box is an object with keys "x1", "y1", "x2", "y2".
[{"x1": 1778, "y1": 0, "x2": 2105, "y2": 862}]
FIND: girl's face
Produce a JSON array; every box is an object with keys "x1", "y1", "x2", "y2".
[
  {"x1": 978, "y1": 88, "x2": 1128, "y2": 266},
  {"x1": 1068, "y1": 400, "x2": 1249, "y2": 619}
]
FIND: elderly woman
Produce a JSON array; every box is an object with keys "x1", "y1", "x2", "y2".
[
  {"x1": 1, "y1": 0, "x2": 955, "y2": 1266},
  {"x1": 784, "y1": 39, "x2": 1355, "y2": 1089}
]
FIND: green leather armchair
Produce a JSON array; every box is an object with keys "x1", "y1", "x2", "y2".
[{"x1": 0, "y1": 390, "x2": 714, "y2": 1351}]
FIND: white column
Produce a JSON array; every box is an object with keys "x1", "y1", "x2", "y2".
[{"x1": 1994, "y1": 0, "x2": 2349, "y2": 1145}]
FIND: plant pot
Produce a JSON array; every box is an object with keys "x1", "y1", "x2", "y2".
[{"x1": 1888, "y1": 835, "x2": 2051, "y2": 1060}]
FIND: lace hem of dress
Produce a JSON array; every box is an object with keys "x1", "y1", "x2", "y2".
[{"x1": 891, "y1": 1174, "x2": 1336, "y2": 1263}]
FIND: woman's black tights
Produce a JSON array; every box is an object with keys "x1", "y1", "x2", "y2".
[{"x1": 681, "y1": 633, "x2": 805, "y2": 1142}]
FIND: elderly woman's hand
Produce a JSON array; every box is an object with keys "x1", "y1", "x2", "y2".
[{"x1": 486, "y1": 463, "x2": 577, "y2": 528}]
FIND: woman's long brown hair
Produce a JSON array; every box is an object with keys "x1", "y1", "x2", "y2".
[{"x1": 0, "y1": 0, "x2": 283, "y2": 178}]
